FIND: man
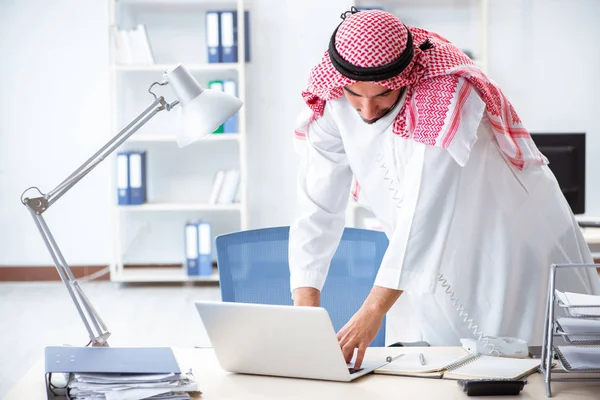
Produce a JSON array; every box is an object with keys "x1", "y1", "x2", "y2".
[{"x1": 288, "y1": 8, "x2": 600, "y2": 369}]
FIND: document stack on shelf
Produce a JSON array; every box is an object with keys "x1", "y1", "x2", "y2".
[
  {"x1": 67, "y1": 371, "x2": 199, "y2": 400},
  {"x1": 553, "y1": 290, "x2": 600, "y2": 371},
  {"x1": 542, "y1": 274, "x2": 600, "y2": 397}
]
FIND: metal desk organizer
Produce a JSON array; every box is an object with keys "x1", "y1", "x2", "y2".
[{"x1": 541, "y1": 263, "x2": 600, "y2": 397}]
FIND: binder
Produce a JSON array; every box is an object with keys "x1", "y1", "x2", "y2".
[
  {"x1": 116, "y1": 152, "x2": 130, "y2": 205},
  {"x1": 197, "y1": 221, "x2": 213, "y2": 276},
  {"x1": 44, "y1": 346, "x2": 180, "y2": 399},
  {"x1": 185, "y1": 221, "x2": 199, "y2": 275},
  {"x1": 222, "y1": 80, "x2": 238, "y2": 133},
  {"x1": 220, "y1": 10, "x2": 250, "y2": 63},
  {"x1": 208, "y1": 170, "x2": 226, "y2": 204},
  {"x1": 128, "y1": 150, "x2": 147, "y2": 205},
  {"x1": 217, "y1": 169, "x2": 241, "y2": 204},
  {"x1": 130, "y1": 24, "x2": 155, "y2": 65},
  {"x1": 208, "y1": 80, "x2": 224, "y2": 133},
  {"x1": 206, "y1": 11, "x2": 221, "y2": 63}
]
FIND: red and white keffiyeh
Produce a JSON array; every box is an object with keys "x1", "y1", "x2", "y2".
[{"x1": 295, "y1": 10, "x2": 546, "y2": 170}]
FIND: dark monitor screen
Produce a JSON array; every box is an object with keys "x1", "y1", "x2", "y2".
[{"x1": 529, "y1": 133, "x2": 585, "y2": 215}]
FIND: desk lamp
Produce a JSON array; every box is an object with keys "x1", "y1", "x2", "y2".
[{"x1": 20, "y1": 64, "x2": 243, "y2": 348}]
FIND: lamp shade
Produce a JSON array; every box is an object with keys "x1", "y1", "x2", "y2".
[{"x1": 163, "y1": 64, "x2": 243, "y2": 147}]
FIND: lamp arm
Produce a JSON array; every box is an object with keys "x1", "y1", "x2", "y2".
[
  {"x1": 21, "y1": 95, "x2": 172, "y2": 347},
  {"x1": 47, "y1": 97, "x2": 167, "y2": 206}
]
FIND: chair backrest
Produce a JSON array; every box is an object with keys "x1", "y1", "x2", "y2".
[{"x1": 215, "y1": 226, "x2": 389, "y2": 346}]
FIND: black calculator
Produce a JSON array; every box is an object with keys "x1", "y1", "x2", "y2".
[{"x1": 457, "y1": 379, "x2": 526, "y2": 396}]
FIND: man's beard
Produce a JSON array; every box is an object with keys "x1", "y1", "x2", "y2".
[{"x1": 358, "y1": 88, "x2": 405, "y2": 125}]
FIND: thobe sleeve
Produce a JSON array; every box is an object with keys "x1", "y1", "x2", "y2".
[
  {"x1": 289, "y1": 104, "x2": 353, "y2": 294},
  {"x1": 375, "y1": 124, "x2": 484, "y2": 295}
]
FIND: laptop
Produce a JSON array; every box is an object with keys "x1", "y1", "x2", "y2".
[{"x1": 194, "y1": 301, "x2": 387, "y2": 382}]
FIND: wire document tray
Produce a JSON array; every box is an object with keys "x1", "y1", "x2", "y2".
[{"x1": 541, "y1": 263, "x2": 600, "y2": 397}]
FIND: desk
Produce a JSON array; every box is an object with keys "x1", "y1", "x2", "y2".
[{"x1": 3, "y1": 347, "x2": 599, "y2": 400}]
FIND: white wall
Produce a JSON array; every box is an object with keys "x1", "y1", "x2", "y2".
[
  {"x1": 1, "y1": 0, "x2": 599, "y2": 266},
  {"x1": 0, "y1": 0, "x2": 111, "y2": 265},
  {"x1": 488, "y1": 0, "x2": 600, "y2": 216}
]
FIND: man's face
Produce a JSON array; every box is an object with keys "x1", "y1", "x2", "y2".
[{"x1": 343, "y1": 82, "x2": 402, "y2": 124}]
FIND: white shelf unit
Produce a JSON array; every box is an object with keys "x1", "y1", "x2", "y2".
[
  {"x1": 346, "y1": 0, "x2": 489, "y2": 229},
  {"x1": 127, "y1": 133, "x2": 241, "y2": 143},
  {"x1": 108, "y1": 0, "x2": 249, "y2": 283}
]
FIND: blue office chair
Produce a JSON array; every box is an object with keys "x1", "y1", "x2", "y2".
[{"x1": 215, "y1": 226, "x2": 389, "y2": 347}]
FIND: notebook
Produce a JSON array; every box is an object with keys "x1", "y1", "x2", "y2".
[{"x1": 375, "y1": 351, "x2": 541, "y2": 380}]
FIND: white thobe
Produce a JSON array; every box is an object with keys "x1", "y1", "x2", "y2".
[{"x1": 289, "y1": 82, "x2": 600, "y2": 346}]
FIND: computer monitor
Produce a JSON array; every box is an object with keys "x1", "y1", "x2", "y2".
[{"x1": 529, "y1": 133, "x2": 585, "y2": 215}]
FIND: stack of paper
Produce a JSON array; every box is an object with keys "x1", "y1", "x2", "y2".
[
  {"x1": 556, "y1": 346, "x2": 600, "y2": 371},
  {"x1": 67, "y1": 371, "x2": 200, "y2": 400},
  {"x1": 557, "y1": 317, "x2": 600, "y2": 342},
  {"x1": 555, "y1": 290, "x2": 600, "y2": 317}
]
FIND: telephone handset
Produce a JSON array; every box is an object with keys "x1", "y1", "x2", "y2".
[
  {"x1": 374, "y1": 149, "x2": 529, "y2": 358},
  {"x1": 438, "y1": 274, "x2": 530, "y2": 358},
  {"x1": 460, "y1": 337, "x2": 529, "y2": 358}
]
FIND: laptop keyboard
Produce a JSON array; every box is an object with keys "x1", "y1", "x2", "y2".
[{"x1": 348, "y1": 367, "x2": 364, "y2": 374}]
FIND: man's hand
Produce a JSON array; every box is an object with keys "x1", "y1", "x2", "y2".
[
  {"x1": 336, "y1": 306, "x2": 384, "y2": 370},
  {"x1": 337, "y1": 286, "x2": 403, "y2": 369},
  {"x1": 293, "y1": 287, "x2": 320, "y2": 307}
]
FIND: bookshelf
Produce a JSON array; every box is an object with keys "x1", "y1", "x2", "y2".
[
  {"x1": 346, "y1": 0, "x2": 490, "y2": 229},
  {"x1": 127, "y1": 133, "x2": 240, "y2": 143},
  {"x1": 108, "y1": 0, "x2": 248, "y2": 283}
]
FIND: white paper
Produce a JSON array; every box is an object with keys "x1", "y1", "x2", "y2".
[
  {"x1": 557, "y1": 346, "x2": 600, "y2": 370},
  {"x1": 556, "y1": 290, "x2": 600, "y2": 317},
  {"x1": 69, "y1": 371, "x2": 198, "y2": 400},
  {"x1": 557, "y1": 317, "x2": 600, "y2": 342}
]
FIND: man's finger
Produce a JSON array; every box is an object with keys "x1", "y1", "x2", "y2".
[
  {"x1": 341, "y1": 343, "x2": 355, "y2": 363},
  {"x1": 354, "y1": 345, "x2": 366, "y2": 370}
]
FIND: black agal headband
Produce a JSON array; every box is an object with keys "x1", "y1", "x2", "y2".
[{"x1": 328, "y1": 8, "x2": 415, "y2": 82}]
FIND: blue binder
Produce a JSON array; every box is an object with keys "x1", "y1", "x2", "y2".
[
  {"x1": 222, "y1": 80, "x2": 238, "y2": 133},
  {"x1": 117, "y1": 152, "x2": 130, "y2": 205},
  {"x1": 197, "y1": 221, "x2": 213, "y2": 276},
  {"x1": 220, "y1": 10, "x2": 250, "y2": 63},
  {"x1": 185, "y1": 221, "x2": 199, "y2": 276},
  {"x1": 206, "y1": 11, "x2": 221, "y2": 63},
  {"x1": 128, "y1": 150, "x2": 147, "y2": 205}
]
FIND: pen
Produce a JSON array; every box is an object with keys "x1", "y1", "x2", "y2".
[
  {"x1": 386, "y1": 354, "x2": 405, "y2": 363},
  {"x1": 419, "y1": 352, "x2": 426, "y2": 366}
]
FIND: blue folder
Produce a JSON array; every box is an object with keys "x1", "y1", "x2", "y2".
[
  {"x1": 185, "y1": 221, "x2": 199, "y2": 276},
  {"x1": 45, "y1": 346, "x2": 180, "y2": 374},
  {"x1": 116, "y1": 152, "x2": 130, "y2": 205},
  {"x1": 222, "y1": 80, "x2": 238, "y2": 133},
  {"x1": 206, "y1": 11, "x2": 221, "y2": 63},
  {"x1": 220, "y1": 10, "x2": 250, "y2": 63},
  {"x1": 128, "y1": 150, "x2": 147, "y2": 205},
  {"x1": 197, "y1": 221, "x2": 213, "y2": 276}
]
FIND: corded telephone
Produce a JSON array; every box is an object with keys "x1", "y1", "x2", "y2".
[
  {"x1": 438, "y1": 273, "x2": 529, "y2": 358},
  {"x1": 460, "y1": 337, "x2": 529, "y2": 358}
]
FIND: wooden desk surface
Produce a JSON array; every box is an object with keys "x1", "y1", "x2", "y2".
[{"x1": 3, "y1": 346, "x2": 599, "y2": 400}]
